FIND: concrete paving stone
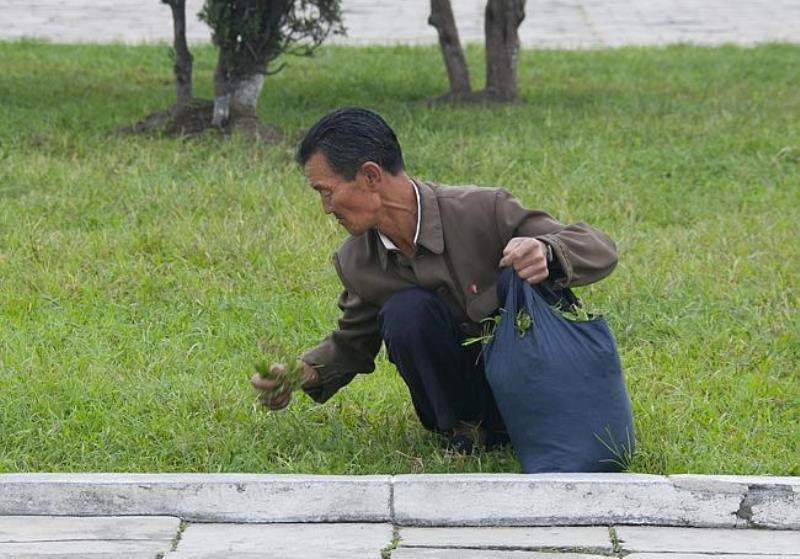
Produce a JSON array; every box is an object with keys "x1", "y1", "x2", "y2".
[
  {"x1": 0, "y1": 555, "x2": 148, "y2": 559},
  {"x1": 615, "y1": 526, "x2": 800, "y2": 555},
  {"x1": 1, "y1": 0, "x2": 799, "y2": 46},
  {"x1": 392, "y1": 474, "x2": 745, "y2": 527},
  {"x1": 670, "y1": 475, "x2": 800, "y2": 529},
  {"x1": 0, "y1": 539, "x2": 171, "y2": 557},
  {"x1": 167, "y1": 555, "x2": 278, "y2": 559},
  {"x1": 626, "y1": 555, "x2": 800, "y2": 559},
  {"x1": 0, "y1": 474, "x2": 391, "y2": 522},
  {"x1": 399, "y1": 526, "x2": 613, "y2": 551},
  {"x1": 669, "y1": 475, "x2": 800, "y2": 491},
  {"x1": 166, "y1": 522, "x2": 393, "y2": 559},
  {"x1": 392, "y1": 550, "x2": 610, "y2": 559},
  {"x1": 0, "y1": 515, "x2": 181, "y2": 543}
]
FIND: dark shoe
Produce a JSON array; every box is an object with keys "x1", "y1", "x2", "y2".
[
  {"x1": 446, "y1": 421, "x2": 485, "y2": 454},
  {"x1": 446, "y1": 432, "x2": 476, "y2": 454}
]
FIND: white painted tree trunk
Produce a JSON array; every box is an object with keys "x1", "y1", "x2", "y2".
[
  {"x1": 212, "y1": 73, "x2": 265, "y2": 127},
  {"x1": 231, "y1": 74, "x2": 265, "y2": 117},
  {"x1": 211, "y1": 94, "x2": 230, "y2": 127}
]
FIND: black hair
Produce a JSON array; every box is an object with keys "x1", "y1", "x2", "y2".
[{"x1": 295, "y1": 107, "x2": 404, "y2": 180}]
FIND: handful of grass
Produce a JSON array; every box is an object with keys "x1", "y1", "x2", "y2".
[
  {"x1": 253, "y1": 338, "x2": 305, "y2": 395},
  {"x1": 253, "y1": 360, "x2": 305, "y2": 393}
]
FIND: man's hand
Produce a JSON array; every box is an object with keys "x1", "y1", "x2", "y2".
[
  {"x1": 498, "y1": 237, "x2": 550, "y2": 284},
  {"x1": 251, "y1": 361, "x2": 320, "y2": 411}
]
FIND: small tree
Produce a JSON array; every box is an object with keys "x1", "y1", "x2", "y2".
[
  {"x1": 129, "y1": 0, "x2": 343, "y2": 140},
  {"x1": 429, "y1": 0, "x2": 526, "y2": 103},
  {"x1": 164, "y1": 0, "x2": 193, "y2": 106},
  {"x1": 429, "y1": 0, "x2": 471, "y2": 98},
  {"x1": 200, "y1": 0, "x2": 344, "y2": 132}
]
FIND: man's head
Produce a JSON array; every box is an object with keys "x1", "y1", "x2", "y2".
[
  {"x1": 296, "y1": 107, "x2": 404, "y2": 180},
  {"x1": 296, "y1": 108, "x2": 406, "y2": 235}
]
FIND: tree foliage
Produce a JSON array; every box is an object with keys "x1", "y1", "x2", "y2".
[{"x1": 199, "y1": 0, "x2": 344, "y2": 78}]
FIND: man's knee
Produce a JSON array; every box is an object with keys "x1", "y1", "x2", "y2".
[{"x1": 378, "y1": 287, "x2": 448, "y2": 344}]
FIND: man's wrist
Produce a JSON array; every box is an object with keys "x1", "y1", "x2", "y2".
[
  {"x1": 539, "y1": 238, "x2": 566, "y2": 280},
  {"x1": 542, "y1": 240, "x2": 554, "y2": 265},
  {"x1": 299, "y1": 361, "x2": 321, "y2": 388}
]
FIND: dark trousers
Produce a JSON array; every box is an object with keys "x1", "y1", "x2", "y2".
[{"x1": 377, "y1": 287, "x2": 509, "y2": 446}]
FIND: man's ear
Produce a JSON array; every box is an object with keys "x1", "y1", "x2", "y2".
[{"x1": 359, "y1": 161, "x2": 383, "y2": 190}]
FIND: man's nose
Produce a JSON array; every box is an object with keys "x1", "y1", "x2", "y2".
[{"x1": 322, "y1": 198, "x2": 333, "y2": 214}]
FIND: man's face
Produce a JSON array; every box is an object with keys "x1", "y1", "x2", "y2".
[{"x1": 303, "y1": 151, "x2": 381, "y2": 236}]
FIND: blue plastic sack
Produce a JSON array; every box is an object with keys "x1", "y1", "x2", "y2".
[{"x1": 485, "y1": 269, "x2": 635, "y2": 473}]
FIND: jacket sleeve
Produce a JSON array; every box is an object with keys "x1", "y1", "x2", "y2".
[
  {"x1": 300, "y1": 254, "x2": 383, "y2": 404},
  {"x1": 494, "y1": 188, "x2": 618, "y2": 288}
]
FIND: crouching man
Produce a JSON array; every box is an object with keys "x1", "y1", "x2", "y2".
[{"x1": 251, "y1": 107, "x2": 618, "y2": 452}]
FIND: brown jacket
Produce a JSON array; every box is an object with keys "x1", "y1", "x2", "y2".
[{"x1": 302, "y1": 180, "x2": 618, "y2": 403}]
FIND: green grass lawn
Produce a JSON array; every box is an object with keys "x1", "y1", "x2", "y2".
[{"x1": 0, "y1": 41, "x2": 798, "y2": 475}]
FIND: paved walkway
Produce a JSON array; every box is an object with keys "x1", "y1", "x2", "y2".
[
  {"x1": 0, "y1": 0, "x2": 798, "y2": 47},
  {"x1": 2, "y1": 517, "x2": 799, "y2": 558},
  {"x1": 0, "y1": 474, "x2": 797, "y2": 558}
]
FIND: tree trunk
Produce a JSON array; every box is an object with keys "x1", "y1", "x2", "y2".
[
  {"x1": 211, "y1": 3, "x2": 278, "y2": 129},
  {"x1": 166, "y1": 0, "x2": 193, "y2": 105},
  {"x1": 212, "y1": 47, "x2": 233, "y2": 127},
  {"x1": 230, "y1": 73, "x2": 266, "y2": 118},
  {"x1": 429, "y1": 0, "x2": 471, "y2": 96},
  {"x1": 212, "y1": 54, "x2": 267, "y2": 125},
  {"x1": 484, "y1": 0, "x2": 525, "y2": 102},
  {"x1": 210, "y1": 49, "x2": 278, "y2": 141}
]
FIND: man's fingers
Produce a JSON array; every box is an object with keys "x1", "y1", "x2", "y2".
[
  {"x1": 502, "y1": 238, "x2": 523, "y2": 256},
  {"x1": 503, "y1": 242, "x2": 525, "y2": 259},
  {"x1": 500, "y1": 238, "x2": 523, "y2": 261},
  {"x1": 251, "y1": 372, "x2": 282, "y2": 392},
  {"x1": 271, "y1": 390, "x2": 291, "y2": 409},
  {"x1": 261, "y1": 395, "x2": 290, "y2": 411},
  {"x1": 518, "y1": 264, "x2": 549, "y2": 284},
  {"x1": 258, "y1": 387, "x2": 291, "y2": 410},
  {"x1": 508, "y1": 251, "x2": 539, "y2": 272},
  {"x1": 500, "y1": 238, "x2": 547, "y2": 270},
  {"x1": 499, "y1": 245, "x2": 525, "y2": 267},
  {"x1": 251, "y1": 372, "x2": 293, "y2": 410}
]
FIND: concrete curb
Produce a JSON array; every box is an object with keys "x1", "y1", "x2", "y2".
[
  {"x1": 393, "y1": 474, "x2": 799, "y2": 529},
  {"x1": 0, "y1": 474, "x2": 391, "y2": 523},
  {"x1": 0, "y1": 474, "x2": 797, "y2": 529}
]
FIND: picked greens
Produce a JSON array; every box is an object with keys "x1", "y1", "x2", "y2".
[
  {"x1": 462, "y1": 297, "x2": 597, "y2": 347},
  {"x1": 254, "y1": 338, "x2": 305, "y2": 395}
]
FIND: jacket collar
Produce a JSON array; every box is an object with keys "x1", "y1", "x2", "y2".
[
  {"x1": 415, "y1": 179, "x2": 445, "y2": 255},
  {"x1": 375, "y1": 179, "x2": 444, "y2": 270}
]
